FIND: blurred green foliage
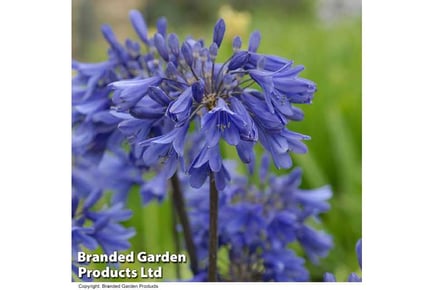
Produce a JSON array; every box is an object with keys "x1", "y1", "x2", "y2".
[
  {"x1": 74, "y1": 3, "x2": 361, "y2": 282},
  {"x1": 144, "y1": 0, "x2": 315, "y2": 25}
]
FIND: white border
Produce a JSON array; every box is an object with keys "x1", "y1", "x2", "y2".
[{"x1": 2, "y1": 0, "x2": 434, "y2": 289}]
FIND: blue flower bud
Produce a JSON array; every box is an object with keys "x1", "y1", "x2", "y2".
[
  {"x1": 148, "y1": 86, "x2": 171, "y2": 106},
  {"x1": 154, "y1": 33, "x2": 169, "y2": 61},
  {"x1": 209, "y1": 43, "x2": 218, "y2": 60},
  {"x1": 156, "y1": 17, "x2": 167, "y2": 37},
  {"x1": 213, "y1": 18, "x2": 226, "y2": 47},
  {"x1": 101, "y1": 24, "x2": 119, "y2": 48},
  {"x1": 181, "y1": 42, "x2": 194, "y2": 67},
  {"x1": 248, "y1": 31, "x2": 261, "y2": 52},
  {"x1": 199, "y1": 48, "x2": 209, "y2": 62},
  {"x1": 129, "y1": 10, "x2": 148, "y2": 44},
  {"x1": 192, "y1": 80, "x2": 205, "y2": 103},
  {"x1": 197, "y1": 39, "x2": 205, "y2": 47},
  {"x1": 168, "y1": 33, "x2": 180, "y2": 56},
  {"x1": 165, "y1": 62, "x2": 179, "y2": 78},
  {"x1": 228, "y1": 51, "x2": 249, "y2": 70},
  {"x1": 192, "y1": 42, "x2": 202, "y2": 59},
  {"x1": 125, "y1": 38, "x2": 140, "y2": 57},
  {"x1": 233, "y1": 36, "x2": 242, "y2": 51}
]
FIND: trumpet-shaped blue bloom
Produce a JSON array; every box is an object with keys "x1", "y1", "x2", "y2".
[
  {"x1": 201, "y1": 98, "x2": 254, "y2": 147},
  {"x1": 110, "y1": 77, "x2": 163, "y2": 111},
  {"x1": 249, "y1": 63, "x2": 316, "y2": 113}
]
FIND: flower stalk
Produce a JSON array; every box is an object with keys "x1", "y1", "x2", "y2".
[
  {"x1": 171, "y1": 199, "x2": 181, "y2": 279},
  {"x1": 208, "y1": 173, "x2": 219, "y2": 281},
  {"x1": 170, "y1": 174, "x2": 199, "y2": 275}
]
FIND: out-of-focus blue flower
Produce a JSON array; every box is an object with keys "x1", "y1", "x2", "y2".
[
  {"x1": 73, "y1": 151, "x2": 143, "y2": 205},
  {"x1": 183, "y1": 157, "x2": 333, "y2": 281},
  {"x1": 72, "y1": 59, "x2": 121, "y2": 162},
  {"x1": 262, "y1": 249, "x2": 309, "y2": 282},
  {"x1": 73, "y1": 12, "x2": 196, "y2": 213},
  {"x1": 140, "y1": 171, "x2": 168, "y2": 204},
  {"x1": 72, "y1": 149, "x2": 140, "y2": 281},
  {"x1": 323, "y1": 238, "x2": 362, "y2": 282},
  {"x1": 102, "y1": 11, "x2": 317, "y2": 190},
  {"x1": 323, "y1": 272, "x2": 336, "y2": 282},
  {"x1": 72, "y1": 11, "x2": 167, "y2": 163},
  {"x1": 72, "y1": 187, "x2": 135, "y2": 281}
]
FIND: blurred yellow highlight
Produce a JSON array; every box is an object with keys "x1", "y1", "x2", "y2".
[
  {"x1": 148, "y1": 27, "x2": 157, "y2": 39},
  {"x1": 218, "y1": 5, "x2": 251, "y2": 39}
]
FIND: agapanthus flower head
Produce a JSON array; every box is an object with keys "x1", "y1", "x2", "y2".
[
  {"x1": 182, "y1": 157, "x2": 333, "y2": 281},
  {"x1": 104, "y1": 10, "x2": 317, "y2": 190}
]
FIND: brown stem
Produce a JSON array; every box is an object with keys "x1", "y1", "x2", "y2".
[
  {"x1": 208, "y1": 173, "x2": 219, "y2": 282},
  {"x1": 171, "y1": 199, "x2": 181, "y2": 279},
  {"x1": 170, "y1": 174, "x2": 199, "y2": 275}
]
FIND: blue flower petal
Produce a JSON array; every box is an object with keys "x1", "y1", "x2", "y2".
[
  {"x1": 189, "y1": 165, "x2": 209, "y2": 189},
  {"x1": 208, "y1": 146, "x2": 222, "y2": 172}
]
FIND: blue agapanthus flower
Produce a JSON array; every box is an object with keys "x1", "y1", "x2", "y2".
[
  {"x1": 72, "y1": 192, "x2": 136, "y2": 282},
  {"x1": 71, "y1": 191, "x2": 136, "y2": 282},
  {"x1": 73, "y1": 150, "x2": 143, "y2": 204},
  {"x1": 72, "y1": 152, "x2": 139, "y2": 281},
  {"x1": 106, "y1": 10, "x2": 316, "y2": 190},
  {"x1": 324, "y1": 239, "x2": 362, "y2": 282},
  {"x1": 183, "y1": 156, "x2": 333, "y2": 281}
]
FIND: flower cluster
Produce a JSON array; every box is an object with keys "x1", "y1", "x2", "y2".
[
  {"x1": 184, "y1": 156, "x2": 333, "y2": 282},
  {"x1": 72, "y1": 152, "x2": 140, "y2": 281},
  {"x1": 105, "y1": 10, "x2": 316, "y2": 191}
]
